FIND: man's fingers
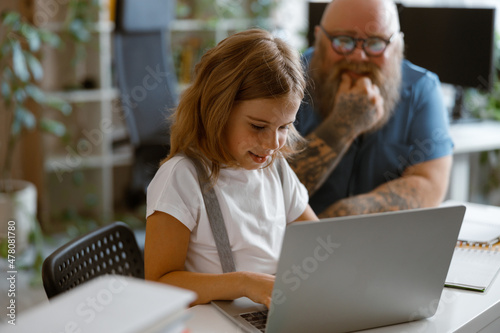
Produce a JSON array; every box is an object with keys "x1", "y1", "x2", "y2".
[
  {"x1": 338, "y1": 73, "x2": 352, "y2": 93},
  {"x1": 354, "y1": 77, "x2": 382, "y2": 105},
  {"x1": 370, "y1": 84, "x2": 381, "y2": 103},
  {"x1": 369, "y1": 85, "x2": 385, "y2": 123},
  {"x1": 353, "y1": 76, "x2": 372, "y2": 91}
]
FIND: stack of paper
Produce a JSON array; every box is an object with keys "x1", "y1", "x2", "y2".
[
  {"x1": 11, "y1": 275, "x2": 196, "y2": 333},
  {"x1": 442, "y1": 201, "x2": 500, "y2": 292},
  {"x1": 446, "y1": 247, "x2": 500, "y2": 292}
]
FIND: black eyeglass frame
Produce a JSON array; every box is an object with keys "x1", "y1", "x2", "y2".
[{"x1": 319, "y1": 25, "x2": 398, "y2": 57}]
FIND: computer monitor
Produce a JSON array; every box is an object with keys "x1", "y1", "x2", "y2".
[
  {"x1": 307, "y1": 2, "x2": 329, "y2": 49},
  {"x1": 307, "y1": 2, "x2": 497, "y2": 120},
  {"x1": 396, "y1": 4, "x2": 496, "y2": 92}
]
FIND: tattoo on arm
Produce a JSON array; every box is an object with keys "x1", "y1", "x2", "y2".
[
  {"x1": 290, "y1": 93, "x2": 376, "y2": 195},
  {"x1": 316, "y1": 93, "x2": 376, "y2": 144},
  {"x1": 319, "y1": 179, "x2": 422, "y2": 218},
  {"x1": 288, "y1": 134, "x2": 339, "y2": 194}
]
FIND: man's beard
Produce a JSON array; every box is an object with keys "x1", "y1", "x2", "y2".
[{"x1": 308, "y1": 40, "x2": 403, "y2": 133}]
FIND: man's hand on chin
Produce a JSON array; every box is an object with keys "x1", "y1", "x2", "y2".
[{"x1": 329, "y1": 73, "x2": 385, "y2": 137}]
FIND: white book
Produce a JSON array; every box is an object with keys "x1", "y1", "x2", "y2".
[{"x1": 12, "y1": 275, "x2": 196, "y2": 333}]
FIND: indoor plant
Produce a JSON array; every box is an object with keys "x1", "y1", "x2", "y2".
[
  {"x1": 0, "y1": 10, "x2": 71, "y2": 258},
  {"x1": 64, "y1": 0, "x2": 101, "y2": 67}
]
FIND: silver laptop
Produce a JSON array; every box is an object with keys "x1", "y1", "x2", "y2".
[{"x1": 212, "y1": 205, "x2": 466, "y2": 333}]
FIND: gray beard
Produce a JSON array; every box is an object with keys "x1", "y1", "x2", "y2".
[{"x1": 308, "y1": 42, "x2": 403, "y2": 133}]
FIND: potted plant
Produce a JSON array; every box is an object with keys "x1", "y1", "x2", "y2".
[{"x1": 0, "y1": 11, "x2": 71, "y2": 258}]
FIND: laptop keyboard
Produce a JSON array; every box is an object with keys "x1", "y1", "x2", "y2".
[{"x1": 240, "y1": 310, "x2": 269, "y2": 332}]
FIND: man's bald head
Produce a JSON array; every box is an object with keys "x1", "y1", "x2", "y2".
[{"x1": 321, "y1": 0, "x2": 400, "y2": 36}]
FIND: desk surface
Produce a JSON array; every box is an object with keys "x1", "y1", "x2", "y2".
[{"x1": 186, "y1": 277, "x2": 500, "y2": 333}]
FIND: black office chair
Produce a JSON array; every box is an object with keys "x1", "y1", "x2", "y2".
[
  {"x1": 114, "y1": 0, "x2": 178, "y2": 208},
  {"x1": 42, "y1": 221, "x2": 144, "y2": 299}
]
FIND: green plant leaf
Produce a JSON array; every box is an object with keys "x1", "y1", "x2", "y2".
[
  {"x1": 10, "y1": 106, "x2": 24, "y2": 136},
  {"x1": 25, "y1": 52, "x2": 43, "y2": 81},
  {"x1": 1, "y1": 81, "x2": 11, "y2": 101},
  {"x1": 14, "y1": 87, "x2": 27, "y2": 103},
  {"x1": 38, "y1": 30, "x2": 61, "y2": 48},
  {"x1": 12, "y1": 40, "x2": 30, "y2": 82},
  {"x1": 14, "y1": 105, "x2": 36, "y2": 131},
  {"x1": 11, "y1": 105, "x2": 36, "y2": 136},
  {"x1": 11, "y1": 119, "x2": 21, "y2": 136},
  {"x1": 1, "y1": 11, "x2": 21, "y2": 27},
  {"x1": 40, "y1": 118, "x2": 67, "y2": 137},
  {"x1": 2, "y1": 66, "x2": 14, "y2": 81},
  {"x1": 0, "y1": 41, "x2": 11, "y2": 58},
  {"x1": 69, "y1": 20, "x2": 91, "y2": 42},
  {"x1": 20, "y1": 23, "x2": 41, "y2": 52},
  {"x1": 24, "y1": 84, "x2": 45, "y2": 103},
  {"x1": 45, "y1": 96, "x2": 72, "y2": 115}
]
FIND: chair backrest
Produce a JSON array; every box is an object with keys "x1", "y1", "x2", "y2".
[
  {"x1": 113, "y1": 0, "x2": 178, "y2": 203},
  {"x1": 42, "y1": 222, "x2": 144, "y2": 299},
  {"x1": 114, "y1": 0, "x2": 178, "y2": 147}
]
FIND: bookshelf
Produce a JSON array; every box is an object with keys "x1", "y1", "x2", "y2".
[
  {"x1": 35, "y1": 0, "x2": 130, "y2": 229},
  {"x1": 171, "y1": 0, "x2": 275, "y2": 87}
]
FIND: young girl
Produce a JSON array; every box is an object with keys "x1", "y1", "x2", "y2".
[{"x1": 144, "y1": 28, "x2": 318, "y2": 309}]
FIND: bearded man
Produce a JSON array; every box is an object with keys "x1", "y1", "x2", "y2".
[{"x1": 290, "y1": 0, "x2": 453, "y2": 217}]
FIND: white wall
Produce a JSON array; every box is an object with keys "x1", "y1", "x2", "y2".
[{"x1": 272, "y1": 0, "x2": 309, "y2": 50}]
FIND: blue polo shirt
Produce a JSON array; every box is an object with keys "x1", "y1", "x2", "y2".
[{"x1": 295, "y1": 48, "x2": 454, "y2": 214}]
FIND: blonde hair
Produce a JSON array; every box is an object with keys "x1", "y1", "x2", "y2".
[{"x1": 165, "y1": 28, "x2": 307, "y2": 182}]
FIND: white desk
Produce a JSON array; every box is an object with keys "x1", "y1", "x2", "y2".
[
  {"x1": 185, "y1": 264, "x2": 500, "y2": 333},
  {"x1": 449, "y1": 120, "x2": 500, "y2": 202},
  {"x1": 185, "y1": 281, "x2": 500, "y2": 332}
]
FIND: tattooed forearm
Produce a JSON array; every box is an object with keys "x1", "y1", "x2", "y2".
[
  {"x1": 316, "y1": 93, "x2": 377, "y2": 145},
  {"x1": 290, "y1": 93, "x2": 379, "y2": 194},
  {"x1": 289, "y1": 134, "x2": 343, "y2": 194},
  {"x1": 318, "y1": 178, "x2": 422, "y2": 218}
]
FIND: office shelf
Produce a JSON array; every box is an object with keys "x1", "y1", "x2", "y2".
[
  {"x1": 170, "y1": 16, "x2": 273, "y2": 85},
  {"x1": 46, "y1": 89, "x2": 119, "y2": 103},
  {"x1": 36, "y1": 0, "x2": 129, "y2": 226}
]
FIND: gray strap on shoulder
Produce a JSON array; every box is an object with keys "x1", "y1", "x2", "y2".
[
  {"x1": 190, "y1": 157, "x2": 236, "y2": 273},
  {"x1": 276, "y1": 157, "x2": 284, "y2": 187}
]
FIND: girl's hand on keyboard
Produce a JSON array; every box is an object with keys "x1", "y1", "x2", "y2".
[{"x1": 242, "y1": 271, "x2": 275, "y2": 308}]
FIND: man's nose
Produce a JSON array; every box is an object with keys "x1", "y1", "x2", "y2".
[{"x1": 347, "y1": 41, "x2": 369, "y2": 61}]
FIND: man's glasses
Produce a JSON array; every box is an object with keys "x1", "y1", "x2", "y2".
[{"x1": 319, "y1": 25, "x2": 397, "y2": 57}]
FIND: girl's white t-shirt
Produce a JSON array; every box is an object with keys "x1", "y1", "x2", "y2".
[{"x1": 146, "y1": 155, "x2": 309, "y2": 274}]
